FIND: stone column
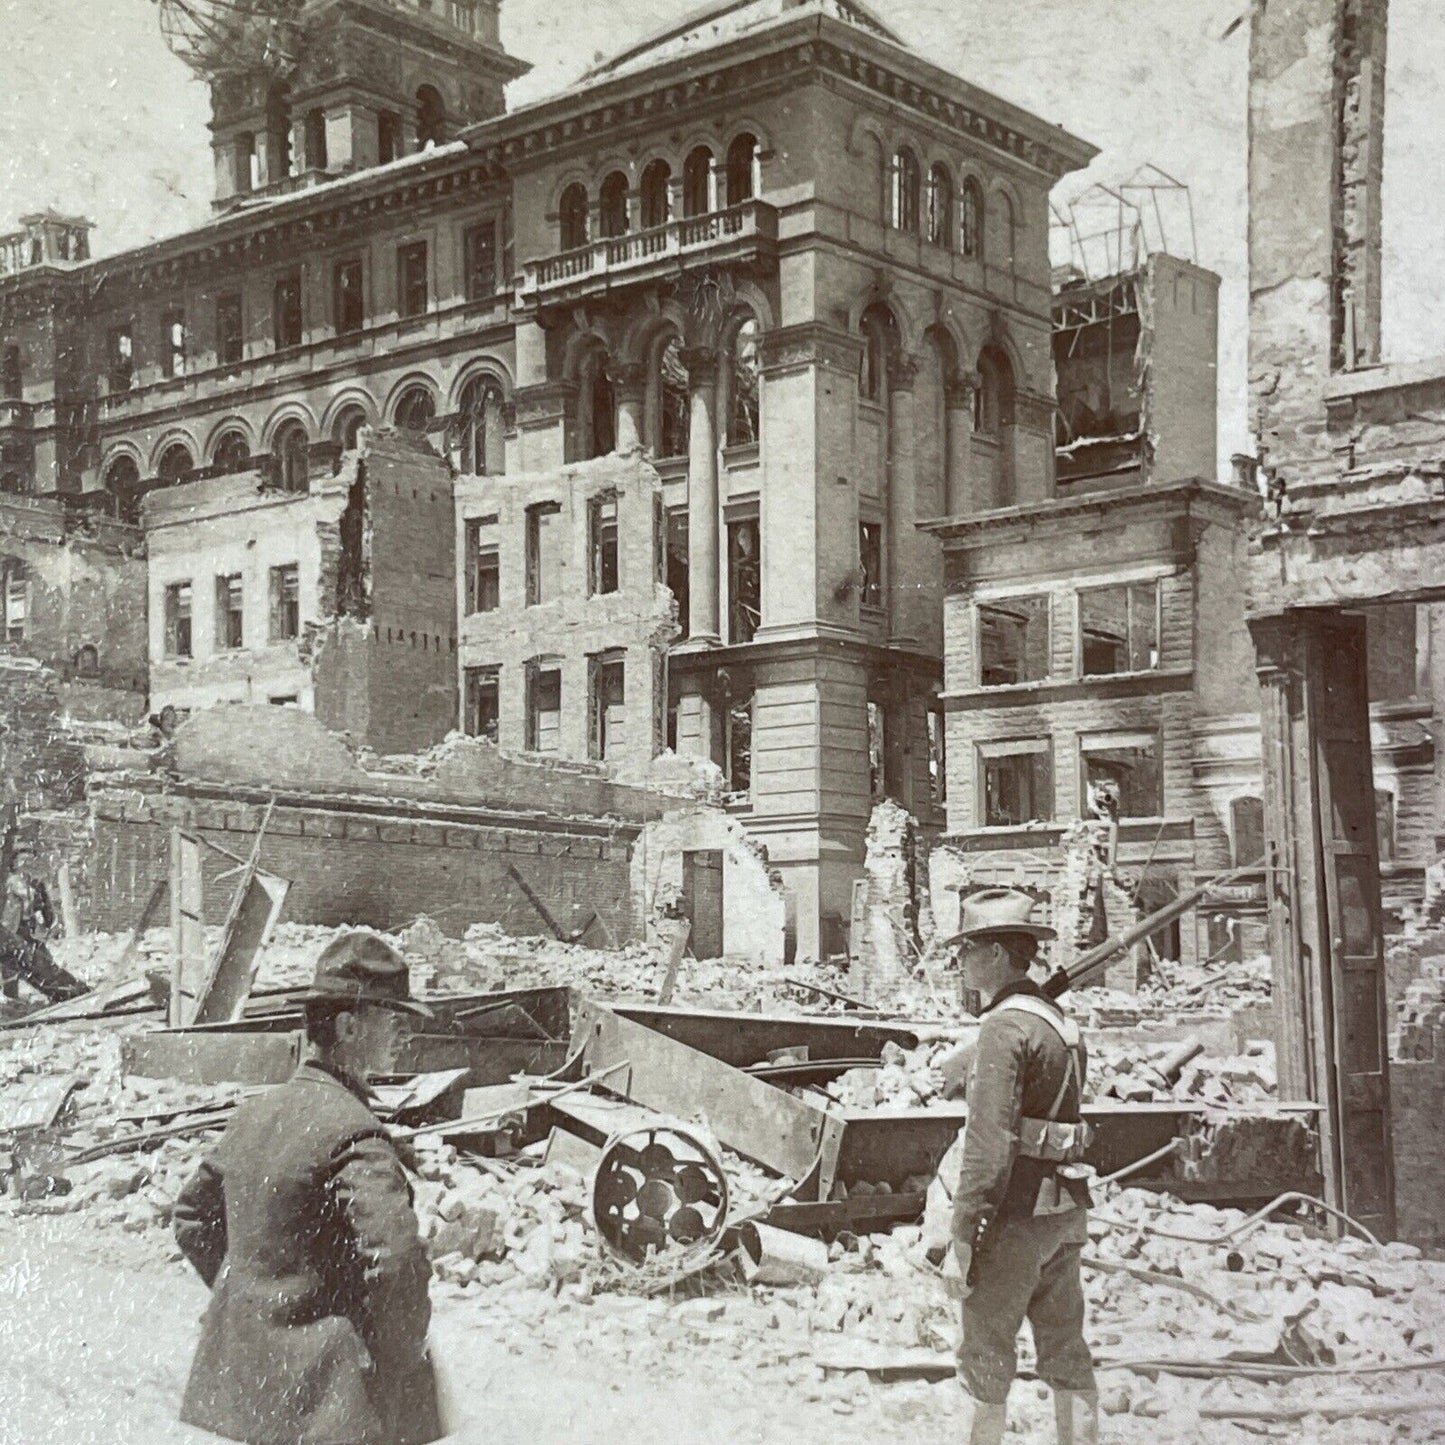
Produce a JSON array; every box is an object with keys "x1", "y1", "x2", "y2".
[
  {"x1": 944, "y1": 374, "x2": 977, "y2": 515},
  {"x1": 886, "y1": 353, "x2": 919, "y2": 646},
  {"x1": 613, "y1": 363, "x2": 647, "y2": 455},
  {"x1": 681, "y1": 348, "x2": 721, "y2": 644}
]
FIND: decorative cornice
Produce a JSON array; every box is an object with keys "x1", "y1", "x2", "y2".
[{"x1": 757, "y1": 322, "x2": 863, "y2": 378}]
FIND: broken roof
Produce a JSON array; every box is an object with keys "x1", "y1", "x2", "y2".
[{"x1": 583, "y1": 0, "x2": 906, "y2": 81}]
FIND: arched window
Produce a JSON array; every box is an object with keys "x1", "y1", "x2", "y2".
[
  {"x1": 394, "y1": 385, "x2": 437, "y2": 434},
  {"x1": 73, "y1": 643, "x2": 99, "y2": 678},
  {"x1": 682, "y1": 146, "x2": 713, "y2": 219},
  {"x1": 212, "y1": 429, "x2": 251, "y2": 474},
  {"x1": 728, "y1": 317, "x2": 760, "y2": 445},
  {"x1": 974, "y1": 346, "x2": 1015, "y2": 435},
  {"x1": 559, "y1": 182, "x2": 589, "y2": 250},
  {"x1": 641, "y1": 159, "x2": 672, "y2": 229},
  {"x1": 927, "y1": 164, "x2": 953, "y2": 249},
  {"x1": 103, "y1": 455, "x2": 142, "y2": 523},
  {"x1": 456, "y1": 374, "x2": 505, "y2": 475},
  {"x1": 657, "y1": 337, "x2": 690, "y2": 459},
  {"x1": 599, "y1": 171, "x2": 630, "y2": 239},
  {"x1": 332, "y1": 406, "x2": 368, "y2": 452},
  {"x1": 578, "y1": 350, "x2": 615, "y2": 460},
  {"x1": 960, "y1": 177, "x2": 983, "y2": 259},
  {"x1": 725, "y1": 132, "x2": 760, "y2": 206},
  {"x1": 274, "y1": 422, "x2": 311, "y2": 492},
  {"x1": 157, "y1": 443, "x2": 194, "y2": 487},
  {"x1": 890, "y1": 146, "x2": 921, "y2": 233},
  {"x1": 996, "y1": 191, "x2": 1017, "y2": 270},
  {"x1": 859, "y1": 304, "x2": 900, "y2": 403},
  {"x1": 416, "y1": 86, "x2": 447, "y2": 149}
]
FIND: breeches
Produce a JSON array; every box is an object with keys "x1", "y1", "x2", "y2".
[{"x1": 957, "y1": 1206, "x2": 1095, "y2": 1404}]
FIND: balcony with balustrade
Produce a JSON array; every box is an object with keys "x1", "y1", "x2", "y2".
[{"x1": 516, "y1": 201, "x2": 778, "y2": 311}]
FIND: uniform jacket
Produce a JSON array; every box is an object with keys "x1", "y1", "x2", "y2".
[
  {"x1": 172, "y1": 1060, "x2": 443, "y2": 1445},
  {"x1": 951, "y1": 979, "x2": 1090, "y2": 1247}
]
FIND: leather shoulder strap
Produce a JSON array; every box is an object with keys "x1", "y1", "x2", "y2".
[{"x1": 990, "y1": 993, "x2": 1081, "y2": 1049}]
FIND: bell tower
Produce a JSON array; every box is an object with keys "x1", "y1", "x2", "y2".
[{"x1": 157, "y1": 0, "x2": 528, "y2": 208}]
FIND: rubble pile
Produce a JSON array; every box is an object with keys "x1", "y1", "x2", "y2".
[{"x1": 819, "y1": 1035, "x2": 1280, "y2": 1111}]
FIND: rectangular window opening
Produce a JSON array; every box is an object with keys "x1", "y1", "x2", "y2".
[
  {"x1": 216, "y1": 293, "x2": 243, "y2": 367},
  {"x1": 727, "y1": 516, "x2": 761, "y2": 644},
  {"x1": 525, "y1": 501, "x2": 562, "y2": 606},
  {"x1": 215, "y1": 573, "x2": 244, "y2": 650},
  {"x1": 334, "y1": 257, "x2": 364, "y2": 336},
  {"x1": 526, "y1": 661, "x2": 562, "y2": 753},
  {"x1": 465, "y1": 520, "x2": 500, "y2": 614},
  {"x1": 1079, "y1": 580, "x2": 1160, "y2": 677},
  {"x1": 161, "y1": 309, "x2": 187, "y2": 379},
  {"x1": 273, "y1": 270, "x2": 303, "y2": 350},
  {"x1": 589, "y1": 494, "x2": 619, "y2": 596},
  {"x1": 979, "y1": 741, "x2": 1052, "y2": 828},
  {"x1": 464, "y1": 665, "x2": 500, "y2": 743},
  {"x1": 164, "y1": 581, "x2": 193, "y2": 659},
  {"x1": 464, "y1": 221, "x2": 499, "y2": 301},
  {"x1": 667, "y1": 509, "x2": 690, "y2": 640},
  {"x1": 589, "y1": 652, "x2": 626, "y2": 761},
  {"x1": 398, "y1": 240, "x2": 429, "y2": 319},
  {"x1": 859, "y1": 521, "x2": 883, "y2": 609},
  {"x1": 268, "y1": 563, "x2": 300, "y2": 641},
  {"x1": 108, "y1": 325, "x2": 134, "y2": 394},
  {"x1": 1081, "y1": 733, "x2": 1161, "y2": 820},
  {"x1": 979, "y1": 595, "x2": 1051, "y2": 687},
  {"x1": 725, "y1": 692, "x2": 753, "y2": 796}
]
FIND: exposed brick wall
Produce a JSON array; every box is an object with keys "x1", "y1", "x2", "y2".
[{"x1": 80, "y1": 786, "x2": 639, "y2": 942}]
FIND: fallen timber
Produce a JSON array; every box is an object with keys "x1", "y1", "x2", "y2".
[{"x1": 104, "y1": 985, "x2": 1320, "y2": 1237}]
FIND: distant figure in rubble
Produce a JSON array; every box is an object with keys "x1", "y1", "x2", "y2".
[
  {"x1": 945, "y1": 888, "x2": 1098, "y2": 1444},
  {"x1": 172, "y1": 932, "x2": 446, "y2": 1445},
  {"x1": 0, "y1": 846, "x2": 88, "y2": 1005}
]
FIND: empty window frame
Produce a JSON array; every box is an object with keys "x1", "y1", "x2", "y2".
[
  {"x1": 558, "y1": 183, "x2": 589, "y2": 250},
  {"x1": 273, "y1": 269, "x2": 303, "y2": 350},
  {"x1": 164, "y1": 581, "x2": 193, "y2": 659},
  {"x1": 666, "y1": 509, "x2": 689, "y2": 639},
  {"x1": 525, "y1": 660, "x2": 562, "y2": 753},
  {"x1": 334, "y1": 256, "x2": 364, "y2": 335},
  {"x1": 107, "y1": 324, "x2": 134, "y2": 393},
  {"x1": 725, "y1": 691, "x2": 753, "y2": 795},
  {"x1": 589, "y1": 494, "x2": 619, "y2": 596},
  {"x1": 464, "y1": 665, "x2": 500, "y2": 743},
  {"x1": 928, "y1": 706, "x2": 947, "y2": 805},
  {"x1": 463, "y1": 220, "x2": 499, "y2": 301},
  {"x1": 978, "y1": 595, "x2": 1051, "y2": 686},
  {"x1": 727, "y1": 516, "x2": 761, "y2": 644},
  {"x1": 727, "y1": 318, "x2": 760, "y2": 446},
  {"x1": 1230, "y1": 795, "x2": 1265, "y2": 870},
  {"x1": 160, "y1": 309, "x2": 187, "y2": 378},
  {"x1": 1080, "y1": 732, "x2": 1162, "y2": 820},
  {"x1": 397, "y1": 240, "x2": 429, "y2": 318},
  {"x1": 867, "y1": 698, "x2": 887, "y2": 800},
  {"x1": 859, "y1": 520, "x2": 883, "y2": 609},
  {"x1": 589, "y1": 651, "x2": 625, "y2": 761},
  {"x1": 524, "y1": 501, "x2": 562, "y2": 606},
  {"x1": 978, "y1": 739, "x2": 1052, "y2": 827},
  {"x1": 2, "y1": 560, "x2": 27, "y2": 642},
  {"x1": 268, "y1": 562, "x2": 300, "y2": 641},
  {"x1": 216, "y1": 292, "x2": 244, "y2": 366},
  {"x1": 215, "y1": 573, "x2": 244, "y2": 650},
  {"x1": 1078, "y1": 580, "x2": 1160, "y2": 676},
  {"x1": 464, "y1": 518, "x2": 499, "y2": 614}
]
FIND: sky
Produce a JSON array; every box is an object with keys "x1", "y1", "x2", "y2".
[{"x1": 0, "y1": 0, "x2": 1355, "y2": 471}]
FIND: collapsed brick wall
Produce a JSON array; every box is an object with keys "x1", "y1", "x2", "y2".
[
  {"x1": 81, "y1": 786, "x2": 639, "y2": 943},
  {"x1": 0, "y1": 658, "x2": 88, "y2": 814}
]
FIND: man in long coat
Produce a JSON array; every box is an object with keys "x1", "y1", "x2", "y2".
[{"x1": 173, "y1": 931, "x2": 445, "y2": 1445}]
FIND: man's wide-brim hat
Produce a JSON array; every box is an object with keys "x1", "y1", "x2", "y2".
[
  {"x1": 303, "y1": 931, "x2": 433, "y2": 1018},
  {"x1": 947, "y1": 887, "x2": 1057, "y2": 946}
]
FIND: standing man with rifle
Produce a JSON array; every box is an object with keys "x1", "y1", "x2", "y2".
[{"x1": 947, "y1": 888, "x2": 1098, "y2": 1445}]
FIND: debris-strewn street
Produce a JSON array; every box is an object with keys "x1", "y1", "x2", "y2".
[{"x1": 2, "y1": 928, "x2": 1444, "y2": 1442}]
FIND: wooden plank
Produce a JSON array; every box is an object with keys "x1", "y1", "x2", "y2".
[
  {"x1": 572, "y1": 1001, "x2": 836, "y2": 1182},
  {"x1": 506, "y1": 863, "x2": 567, "y2": 940},
  {"x1": 190, "y1": 870, "x2": 289, "y2": 1027},
  {"x1": 170, "y1": 830, "x2": 206, "y2": 1027},
  {"x1": 122, "y1": 1030, "x2": 301, "y2": 1087}
]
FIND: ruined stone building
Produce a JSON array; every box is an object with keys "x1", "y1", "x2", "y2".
[
  {"x1": 1247, "y1": 0, "x2": 1445, "y2": 1242},
  {"x1": 0, "y1": 0, "x2": 1096, "y2": 957}
]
